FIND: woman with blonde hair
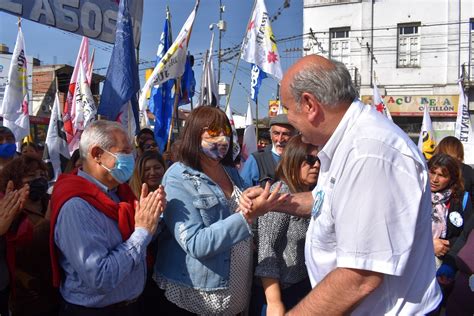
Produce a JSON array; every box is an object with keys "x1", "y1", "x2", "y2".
[{"x1": 129, "y1": 151, "x2": 166, "y2": 198}]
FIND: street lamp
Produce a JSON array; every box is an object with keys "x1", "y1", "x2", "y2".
[{"x1": 209, "y1": 1, "x2": 226, "y2": 91}]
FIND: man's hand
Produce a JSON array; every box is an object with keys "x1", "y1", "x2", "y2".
[
  {"x1": 134, "y1": 184, "x2": 166, "y2": 235},
  {"x1": 433, "y1": 238, "x2": 450, "y2": 257},
  {"x1": 0, "y1": 181, "x2": 29, "y2": 235},
  {"x1": 239, "y1": 182, "x2": 288, "y2": 220}
]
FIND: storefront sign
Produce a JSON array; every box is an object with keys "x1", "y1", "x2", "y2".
[{"x1": 361, "y1": 95, "x2": 459, "y2": 117}]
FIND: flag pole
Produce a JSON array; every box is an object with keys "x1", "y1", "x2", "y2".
[
  {"x1": 225, "y1": 0, "x2": 258, "y2": 110},
  {"x1": 166, "y1": 79, "x2": 181, "y2": 151},
  {"x1": 255, "y1": 97, "x2": 259, "y2": 145}
]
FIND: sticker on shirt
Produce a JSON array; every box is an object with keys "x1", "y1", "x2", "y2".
[
  {"x1": 449, "y1": 211, "x2": 463, "y2": 227},
  {"x1": 312, "y1": 190, "x2": 325, "y2": 218}
]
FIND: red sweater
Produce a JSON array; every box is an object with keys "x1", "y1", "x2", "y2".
[{"x1": 49, "y1": 171, "x2": 137, "y2": 287}]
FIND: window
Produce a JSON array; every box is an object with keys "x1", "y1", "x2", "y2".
[
  {"x1": 397, "y1": 23, "x2": 420, "y2": 68},
  {"x1": 330, "y1": 28, "x2": 350, "y2": 66}
]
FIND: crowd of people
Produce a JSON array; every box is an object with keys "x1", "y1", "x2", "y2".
[{"x1": 0, "y1": 55, "x2": 473, "y2": 315}]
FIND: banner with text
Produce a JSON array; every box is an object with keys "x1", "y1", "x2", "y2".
[
  {"x1": 361, "y1": 95, "x2": 459, "y2": 117},
  {"x1": 0, "y1": 0, "x2": 143, "y2": 48}
]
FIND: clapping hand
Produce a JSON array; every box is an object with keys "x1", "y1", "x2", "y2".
[
  {"x1": 0, "y1": 181, "x2": 29, "y2": 236},
  {"x1": 134, "y1": 184, "x2": 167, "y2": 235}
]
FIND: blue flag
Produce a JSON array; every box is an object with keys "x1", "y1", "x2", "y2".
[
  {"x1": 98, "y1": 0, "x2": 140, "y2": 132},
  {"x1": 150, "y1": 14, "x2": 174, "y2": 153},
  {"x1": 250, "y1": 63, "x2": 266, "y2": 102}
]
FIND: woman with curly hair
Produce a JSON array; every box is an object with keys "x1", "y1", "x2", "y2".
[{"x1": 429, "y1": 153, "x2": 472, "y2": 264}]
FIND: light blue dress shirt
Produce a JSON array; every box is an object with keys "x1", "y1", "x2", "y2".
[{"x1": 54, "y1": 170, "x2": 151, "y2": 307}]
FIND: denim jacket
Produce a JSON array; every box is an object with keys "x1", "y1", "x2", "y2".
[{"x1": 154, "y1": 162, "x2": 252, "y2": 290}]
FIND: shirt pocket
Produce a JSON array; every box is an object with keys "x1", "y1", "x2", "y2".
[
  {"x1": 192, "y1": 194, "x2": 221, "y2": 226},
  {"x1": 310, "y1": 188, "x2": 336, "y2": 251}
]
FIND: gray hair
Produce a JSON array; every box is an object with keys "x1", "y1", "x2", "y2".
[
  {"x1": 290, "y1": 58, "x2": 358, "y2": 110},
  {"x1": 79, "y1": 120, "x2": 127, "y2": 158}
]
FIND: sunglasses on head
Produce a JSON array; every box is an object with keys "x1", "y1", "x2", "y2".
[
  {"x1": 305, "y1": 154, "x2": 320, "y2": 166},
  {"x1": 204, "y1": 124, "x2": 232, "y2": 137}
]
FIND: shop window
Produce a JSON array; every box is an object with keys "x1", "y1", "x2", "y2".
[
  {"x1": 397, "y1": 23, "x2": 420, "y2": 68},
  {"x1": 330, "y1": 28, "x2": 350, "y2": 66}
]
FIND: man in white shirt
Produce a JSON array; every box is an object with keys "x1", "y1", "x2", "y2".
[{"x1": 241, "y1": 55, "x2": 442, "y2": 315}]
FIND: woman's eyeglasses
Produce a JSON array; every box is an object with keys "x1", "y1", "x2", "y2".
[
  {"x1": 305, "y1": 154, "x2": 320, "y2": 166},
  {"x1": 204, "y1": 124, "x2": 232, "y2": 137}
]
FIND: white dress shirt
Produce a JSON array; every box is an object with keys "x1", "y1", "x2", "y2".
[{"x1": 306, "y1": 100, "x2": 442, "y2": 315}]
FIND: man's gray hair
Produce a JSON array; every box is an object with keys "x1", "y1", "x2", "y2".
[
  {"x1": 79, "y1": 120, "x2": 127, "y2": 158},
  {"x1": 290, "y1": 59, "x2": 358, "y2": 109}
]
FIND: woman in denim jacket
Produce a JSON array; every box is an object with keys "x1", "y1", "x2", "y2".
[{"x1": 154, "y1": 106, "x2": 254, "y2": 315}]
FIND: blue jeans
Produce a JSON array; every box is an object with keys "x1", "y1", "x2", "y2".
[{"x1": 249, "y1": 278, "x2": 312, "y2": 316}]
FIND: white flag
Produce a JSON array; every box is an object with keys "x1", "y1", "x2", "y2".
[
  {"x1": 242, "y1": 100, "x2": 258, "y2": 162},
  {"x1": 199, "y1": 33, "x2": 219, "y2": 106},
  {"x1": 44, "y1": 92, "x2": 70, "y2": 181},
  {"x1": 373, "y1": 83, "x2": 392, "y2": 121},
  {"x1": 74, "y1": 61, "x2": 96, "y2": 131},
  {"x1": 277, "y1": 101, "x2": 284, "y2": 115},
  {"x1": 418, "y1": 104, "x2": 436, "y2": 160},
  {"x1": 64, "y1": 37, "x2": 89, "y2": 144},
  {"x1": 455, "y1": 81, "x2": 474, "y2": 164},
  {"x1": 139, "y1": 1, "x2": 199, "y2": 112},
  {"x1": 69, "y1": 61, "x2": 97, "y2": 153},
  {"x1": 241, "y1": 0, "x2": 283, "y2": 81},
  {"x1": 225, "y1": 105, "x2": 241, "y2": 161},
  {"x1": 1, "y1": 25, "x2": 30, "y2": 144}
]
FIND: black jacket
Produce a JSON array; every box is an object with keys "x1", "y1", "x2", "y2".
[
  {"x1": 441, "y1": 193, "x2": 473, "y2": 264},
  {"x1": 461, "y1": 163, "x2": 474, "y2": 204}
]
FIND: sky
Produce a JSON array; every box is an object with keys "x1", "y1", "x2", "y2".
[{"x1": 0, "y1": 0, "x2": 303, "y2": 117}]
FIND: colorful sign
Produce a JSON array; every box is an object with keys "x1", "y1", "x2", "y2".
[
  {"x1": 268, "y1": 99, "x2": 279, "y2": 117},
  {"x1": 361, "y1": 95, "x2": 459, "y2": 117}
]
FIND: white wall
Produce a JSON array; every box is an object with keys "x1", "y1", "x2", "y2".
[{"x1": 303, "y1": 0, "x2": 473, "y2": 96}]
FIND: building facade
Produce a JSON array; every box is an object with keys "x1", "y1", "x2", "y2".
[{"x1": 303, "y1": 0, "x2": 474, "y2": 141}]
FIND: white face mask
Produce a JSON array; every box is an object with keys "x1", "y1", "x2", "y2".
[{"x1": 201, "y1": 136, "x2": 230, "y2": 160}]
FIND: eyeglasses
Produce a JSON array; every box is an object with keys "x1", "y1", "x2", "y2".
[
  {"x1": 304, "y1": 154, "x2": 320, "y2": 166},
  {"x1": 204, "y1": 124, "x2": 232, "y2": 137}
]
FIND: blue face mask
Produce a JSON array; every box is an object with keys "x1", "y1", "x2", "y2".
[
  {"x1": 100, "y1": 148, "x2": 135, "y2": 184},
  {"x1": 0, "y1": 143, "x2": 16, "y2": 158}
]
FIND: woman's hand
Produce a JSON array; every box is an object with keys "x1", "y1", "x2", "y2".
[
  {"x1": 266, "y1": 300, "x2": 285, "y2": 316},
  {"x1": 0, "y1": 181, "x2": 29, "y2": 235},
  {"x1": 433, "y1": 238, "x2": 450, "y2": 257},
  {"x1": 239, "y1": 182, "x2": 288, "y2": 221}
]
